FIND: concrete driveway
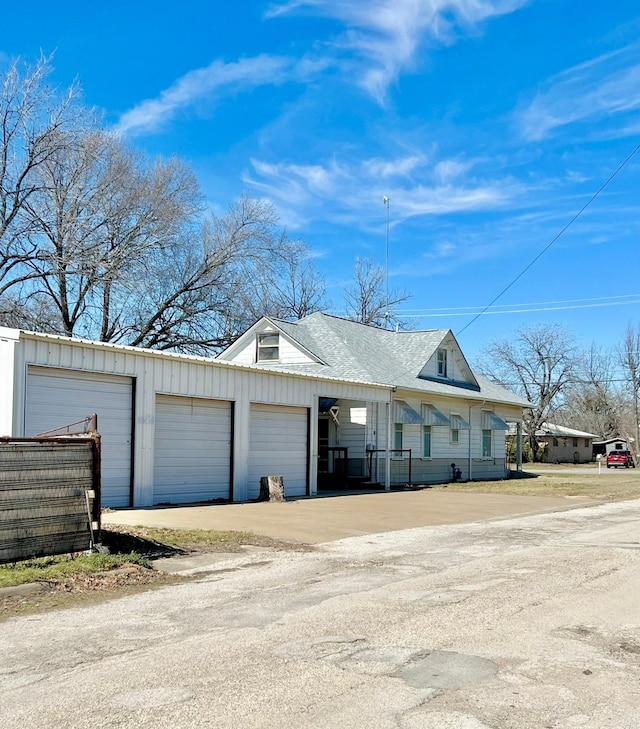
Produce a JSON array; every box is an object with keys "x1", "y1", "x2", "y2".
[{"x1": 103, "y1": 489, "x2": 590, "y2": 543}]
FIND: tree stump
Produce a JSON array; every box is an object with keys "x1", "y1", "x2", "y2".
[{"x1": 259, "y1": 475, "x2": 285, "y2": 502}]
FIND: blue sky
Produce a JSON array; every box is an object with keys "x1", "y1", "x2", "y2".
[{"x1": 2, "y1": 1, "x2": 639, "y2": 362}]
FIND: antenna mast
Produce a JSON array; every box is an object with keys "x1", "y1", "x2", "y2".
[{"x1": 383, "y1": 195, "x2": 390, "y2": 328}]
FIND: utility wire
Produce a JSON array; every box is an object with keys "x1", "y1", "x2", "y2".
[
  {"x1": 456, "y1": 143, "x2": 640, "y2": 337},
  {"x1": 400, "y1": 293, "x2": 640, "y2": 315},
  {"x1": 401, "y1": 296, "x2": 640, "y2": 318}
]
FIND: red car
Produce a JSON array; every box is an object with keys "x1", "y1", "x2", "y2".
[{"x1": 606, "y1": 450, "x2": 636, "y2": 468}]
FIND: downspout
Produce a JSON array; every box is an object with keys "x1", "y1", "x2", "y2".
[
  {"x1": 375, "y1": 401, "x2": 380, "y2": 483},
  {"x1": 468, "y1": 403, "x2": 474, "y2": 481},
  {"x1": 385, "y1": 389, "x2": 394, "y2": 492}
]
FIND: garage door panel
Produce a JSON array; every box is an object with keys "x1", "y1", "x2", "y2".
[
  {"x1": 26, "y1": 367, "x2": 133, "y2": 508},
  {"x1": 154, "y1": 395, "x2": 231, "y2": 505},
  {"x1": 248, "y1": 404, "x2": 308, "y2": 499}
]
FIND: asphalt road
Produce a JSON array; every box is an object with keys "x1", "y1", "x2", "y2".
[{"x1": 3, "y1": 499, "x2": 640, "y2": 728}]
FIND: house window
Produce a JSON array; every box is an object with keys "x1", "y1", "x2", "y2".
[
  {"x1": 482, "y1": 429, "x2": 492, "y2": 457},
  {"x1": 573, "y1": 438, "x2": 578, "y2": 447},
  {"x1": 423, "y1": 425, "x2": 432, "y2": 458},
  {"x1": 437, "y1": 348, "x2": 447, "y2": 377},
  {"x1": 394, "y1": 423, "x2": 403, "y2": 452},
  {"x1": 451, "y1": 428, "x2": 459, "y2": 444},
  {"x1": 584, "y1": 439, "x2": 589, "y2": 448},
  {"x1": 256, "y1": 332, "x2": 279, "y2": 362},
  {"x1": 553, "y1": 438, "x2": 559, "y2": 447}
]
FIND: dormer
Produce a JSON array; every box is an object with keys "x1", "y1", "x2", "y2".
[
  {"x1": 217, "y1": 318, "x2": 323, "y2": 366},
  {"x1": 418, "y1": 331, "x2": 480, "y2": 391}
]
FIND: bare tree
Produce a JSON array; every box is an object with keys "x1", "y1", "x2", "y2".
[
  {"x1": 556, "y1": 344, "x2": 622, "y2": 438},
  {"x1": 237, "y1": 240, "x2": 328, "y2": 324},
  {"x1": 476, "y1": 323, "x2": 578, "y2": 460},
  {"x1": 343, "y1": 257, "x2": 410, "y2": 328},
  {"x1": 18, "y1": 130, "x2": 202, "y2": 339},
  {"x1": 0, "y1": 55, "x2": 85, "y2": 299},
  {"x1": 118, "y1": 195, "x2": 318, "y2": 353},
  {"x1": 618, "y1": 322, "x2": 640, "y2": 450}
]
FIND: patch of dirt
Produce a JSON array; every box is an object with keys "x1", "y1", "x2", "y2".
[
  {"x1": 0, "y1": 565, "x2": 187, "y2": 622},
  {"x1": 0, "y1": 526, "x2": 313, "y2": 622}
]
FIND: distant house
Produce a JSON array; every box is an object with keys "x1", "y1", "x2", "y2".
[
  {"x1": 535, "y1": 423, "x2": 599, "y2": 464},
  {"x1": 592, "y1": 437, "x2": 632, "y2": 459}
]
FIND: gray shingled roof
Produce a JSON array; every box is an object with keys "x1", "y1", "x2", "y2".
[{"x1": 262, "y1": 313, "x2": 530, "y2": 408}]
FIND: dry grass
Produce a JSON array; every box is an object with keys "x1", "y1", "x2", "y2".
[{"x1": 447, "y1": 464, "x2": 640, "y2": 501}]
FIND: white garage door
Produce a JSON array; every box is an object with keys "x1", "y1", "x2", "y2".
[
  {"x1": 248, "y1": 404, "x2": 308, "y2": 499},
  {"x1": 25, "y1": 367, "x2": 133, "y2": 508},
  {"x1": 154, "y1": 395, "x2": 232, "y2": 505}
]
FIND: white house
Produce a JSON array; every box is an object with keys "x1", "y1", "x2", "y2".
[
  {"x1": 0, "y1": 314, "x2": 529, "y2": 509},
  {"x1": 217, "y1": 313, "x2": 530, "y2": 489}
]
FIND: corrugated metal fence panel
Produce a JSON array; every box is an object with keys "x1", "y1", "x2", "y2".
[
  {"x1": 248, "y1": 404, "x2": 308, "y2": 500},
  {"x1": 153, "y1": 395, "x2": 232, "y2": 504},
  {"x1": 25, "y1": 367, "x2": 133, "y2": 507},
  {"x1": 0, "y1": 440, "x2": 96, "y2": 564}
]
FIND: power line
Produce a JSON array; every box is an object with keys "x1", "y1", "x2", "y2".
[
  {"x1": 456, "y1": 143, "x2": 640, "y2": 336},
  {"x1": 400, "y1": 293, "x2": 640, "y2": 315},
  {"x1": 400, "y1": 296, "x2": 640, "y2": 318}
]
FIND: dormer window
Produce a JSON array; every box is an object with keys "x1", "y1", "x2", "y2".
[
  {"x1": 437, "y1": 348, "x2": 447, "y2": 377},
  {"x1": 257, "y1": 332, "x2": 279, "y2": 362}
]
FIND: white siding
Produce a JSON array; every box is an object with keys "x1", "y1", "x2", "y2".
[
  {"x1": 25, "y1": 366, "x2": 133, "y2": 507},
  {"x1": 228, "y1": 336, "x2": 258, "y2": 365},
  {"x1": 278, "y1": 336, "x2": 316, "y2": 364},
  {"x1": 335, "y1": 401, "x2": 367, "y2": 457},
  {"x1": 153, "y1": 395, "x2": 232, "y2": 504},
  {"x1": 248, "y1": 404, "x2": 308, "y2": 499}
]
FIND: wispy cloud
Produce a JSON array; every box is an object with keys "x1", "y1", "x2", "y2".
[
  {"x1": 364, "y1": 154, "x2": 427, "y2": 178},
  {"x1": 517, "y1": 43, "x2": 640, "y2": 141},
  {"x1": 244, "y1": 152, "x2": 517, "y2": 228},
  {"x1": 115, "y1": 54, "x2": 326, "y2": 136},
  {"x1": 267, "y1": 0, "x2": 527, "y2": 101}
]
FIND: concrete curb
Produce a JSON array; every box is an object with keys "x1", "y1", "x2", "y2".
[{"x1": 0, "y1": 582, "x2": 48, "y2": 598}]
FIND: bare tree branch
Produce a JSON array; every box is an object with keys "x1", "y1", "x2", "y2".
[{"x1": 343, "y1": 257, "x2": 411, "y2": 328}]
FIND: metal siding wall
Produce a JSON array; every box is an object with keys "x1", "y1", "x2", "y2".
[
  {"x1": 0, "y1": 333, "x2": 18, "y2": 436},
  {"x1": 153, "y1": 395, "x2": 232, "y2": 504},
  {"x1": 248, "y1": 404, "x2": 308, "y2": 499},
  {"x1": 17, "y1": 336, "x2": 390, "y2": 505},
  {"x1": 25, "y1": 367, "x2": 133, "y2": 507}
]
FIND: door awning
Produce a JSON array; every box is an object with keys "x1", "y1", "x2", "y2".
[
  {"x1": 393, "y1": 400, "x2": 423, "y2": 425},
  {"x1": 483, "y1": 412, "x2": 509, "y2": 430},
  {"x1": 422, "y1": 404, "x2": 451, "y2": 427},
  {"x1": 319, "y1": 397, "x2": 338, "y2": 413}
]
